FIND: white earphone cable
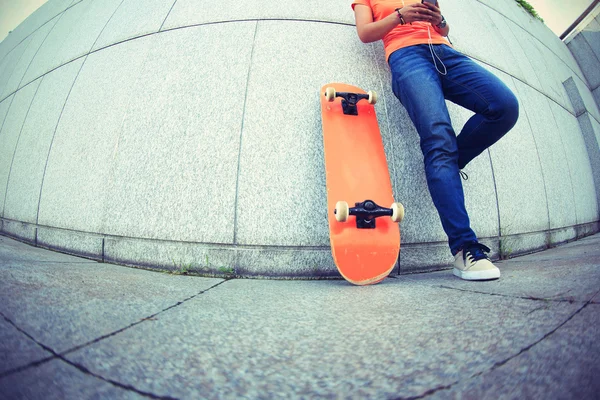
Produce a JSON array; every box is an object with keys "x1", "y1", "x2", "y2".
[{"x1": 427, "y1": 26, "x2": 447, "y2": 76}]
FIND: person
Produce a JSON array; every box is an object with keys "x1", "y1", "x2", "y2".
[{"x1": 351, "y1": 0, "x2": 519, "y2": 280}]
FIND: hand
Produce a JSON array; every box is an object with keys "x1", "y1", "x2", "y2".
[{"x1": 397, "y1": 2, "x2": 442, "y2": 26}]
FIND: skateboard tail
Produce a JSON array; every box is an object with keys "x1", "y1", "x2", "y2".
[{"x1": 330, "y1": 240, "x2": 400, "y2": 285}]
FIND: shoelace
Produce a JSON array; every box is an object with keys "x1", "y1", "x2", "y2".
[
  {"x1": 460, "y1": 170, "x2": 468, "y2": 181},
  {"x1": 463, "y1": 242, "x2": 491, "y2": 262}
]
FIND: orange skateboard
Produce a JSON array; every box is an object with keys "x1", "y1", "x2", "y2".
[{"x1": 320, "y1": 83, "x2": 403, "y2": 285}]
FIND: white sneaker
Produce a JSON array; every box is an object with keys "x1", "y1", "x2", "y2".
[{"x1": 453, "y1": 242, "x2": 500, "y2": 281}]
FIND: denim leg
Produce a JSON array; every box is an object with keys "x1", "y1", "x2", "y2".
[
  {"x1": 439, "y1": 46, "x2": 519, "y2": 169},
  {"x1": 389, "y1": 46, "x2": 477, "y2": 254}
]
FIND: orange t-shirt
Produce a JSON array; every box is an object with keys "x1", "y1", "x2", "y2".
[{"x1": 351, "y1": 0, "x2": 450, "y2": 61}]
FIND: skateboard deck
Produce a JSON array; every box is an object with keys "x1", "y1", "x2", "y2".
[{"x1": 320, "y1": 83, "x2": 402, "y2": 285}]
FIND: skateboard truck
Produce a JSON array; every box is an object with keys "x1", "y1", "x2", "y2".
[
  {"x1": 335, "y1": 199, "x2": 402, "y2": 229},
  {"x1": 339, "y1": 92, "x2": 366, "y2": 116},
  {"x1": 350, "y1": 200, "x2": 391, "y2": 229},
  {"x1": 324, "y1": 88, "x2": 377, "y2": 116}
]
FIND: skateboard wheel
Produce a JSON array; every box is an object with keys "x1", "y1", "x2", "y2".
[
  {"x1": 367, "y1": 91, "x2": 377, "y2": 105},
  {"x1": 324, "y1": 87, "x2": 336, "y2": 102},
  {"x1": 391, "y1": 202, "x2": 404, "y2": 223},
  {"x1": 335, "y1": 201, "x2": 349, "y2": 222}
]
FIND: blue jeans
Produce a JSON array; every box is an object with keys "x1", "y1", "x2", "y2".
[{"x1": 389, "y1": 44, "x2": 519, "y2": 255}]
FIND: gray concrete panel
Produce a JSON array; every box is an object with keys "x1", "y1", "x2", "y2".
[
  {"x1": 539, "y1": 27, "x2": 585, "y2": 85},
  {"x1": 577, "y1": 113, "x2": 600, "y2": 216},
  {"x1": 0, "y1": 0, "x2": 75, "y2": 63},
  {"x1": 485, "y1": 11, "x2": 541, "y2": 89},
  {"x1": 535, "y1": 44, "x2": 574, "y2": 109},
  {"x1": 501, "y1": 13, "x2": 585, "y2": 102},
  {"x1": 236, "y1": 20, "x2": 380, "y2": 247},
  {"x1": 549, "y1": 101, "x2": 598, "y2": 224},
  {"x1": 477, "y1": 0, "x2": 520, "y2": 22},
  {"x1": 0, "y1": 95, "x2": 13, "y2": 132},
  {"x1": 92, "y1": 0, "x2": 176, "y2": 51},
  {"x1": 591, "y1": 117, "x2": 600, "y2": 203},
  {"x1": 0, "y1": 38, "x2": 30, "y2": 99},
  {"x1": 1, "y1": 219, "x2": 37, "y2": 243},
  {"x1": 233, "y1": 245, "x2": 338, "y2": 279},
  {"x1": 592, "y1": 114, "x2": 600, "y2": 153},
  {"x1": 37, "y1": 36, "x2": 155, "y2": 232},
  {"x1": 509, "y1": 0, "x2": 546, "y2": 35},
  {"x1": 555, "y1": 45, "x2": 587, "y2": 87},
  {"x1": 103, "y1": 235, "x2": 238, "y2": 275},
  {"x1": 486, "y1": 72, "x2": 549, "y2": 237},
  {"x1": 36, "y1": 225, "x2": 105, "y2": 261},
  {"x1": 0, "y1": 257, "x2": 222, "y2": 353},
  {"x1": 443, "y1": 0, "x2": 512, "y2": 73},
  {"x1": 0, "y1": 358, "x2": 146, "y2": 399},
  {"x1": 0, "y1": 17, "x2": 58, "y2": 101},
  {"x1": 21, "y1": 0, "x2": 122, "y2": 87},
  {"x1": 0, "y1": 226, "x2": 94, "y2": 264},
  {"x1": 4, "y1": 59, "x2": 84, "y2": 224},
  {"x1": 513, "y1": 81, "x2": 577, "y2": 230},
  {"x1": 162, "y1": 0, "x2": 354, "y2": 31},
  {"x1": 100, "y1": 23, "x2": 254, "y2": 244},
  {"x1": 524, "y1": 41, "x2": 570, "y2": 109},
  {"x1": 0, "y1": 317, "x2": 53, "y2": 375},
  {"x1": 573, "y1": 74, "x2": 600, "y2": 122},
  {"x1": 65, "y1": 278, "x2": 581, "y2": 399},
  {"x1": 564, "y1": 76, "x2": 588, "y2": 117},
  {"x1": 0, "y1": 80, "x2": 41, "y2": 216},
  {"x1": 581, "y1": 17, "x2": 600, "y2": 62},
  {"x1": 513, "y1": 29, "x2": 563, "y2": 106},
  {"x1": 443, "y1": 305, "x2": 600, "y2": 399}
]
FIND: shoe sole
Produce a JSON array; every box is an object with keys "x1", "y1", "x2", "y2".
[{"x1": 453, "y1": 267, "x2": 500, "y2": 281}]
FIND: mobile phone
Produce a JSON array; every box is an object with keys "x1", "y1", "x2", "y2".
[{"x1": 422, "y1": 0, "x2": 436, "y2": 4}]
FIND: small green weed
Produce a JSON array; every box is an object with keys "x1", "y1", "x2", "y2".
[
  {"x1": 515, "y1": 0, "x2": 544, "y2": 22},
  {"x1": 172, "y1": 259, "x2": 193, "y2": 275},
  {"x1": 218, "y1": 266, "x2": 235, "y2": 275}
]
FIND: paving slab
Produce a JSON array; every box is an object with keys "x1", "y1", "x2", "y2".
[
  {"x1": 0, "y1": 316, "x2": 53, "y2": 375},
  {"x1": 66, "y1": 278, "x2": 582, "y2": 399},
  {"x1": 0, "y1": 358, "x2": 145, "y2": 399},
  {"x1": 0, "y1": 233, "x2": 598, "y2": 398},
  {"x1": 437, "y1": 304, "x2": 600, "y2": 399},
  {"x1": 0, "y1": 248, "x2": 223, "y2": 354},
  {"x1": 402, "y1": 234, "x2": 600, "y2": 303}
]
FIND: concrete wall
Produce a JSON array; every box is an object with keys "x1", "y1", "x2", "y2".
[
  {"x1": 566, "y1": 3, "x2": 600, "y2": 111},
  {"x1": 564, "y1": 3, "x2": 600, "y2": 244},
  {"x1": 0, "y1": 0, "x2": 598, "y2": 278}
]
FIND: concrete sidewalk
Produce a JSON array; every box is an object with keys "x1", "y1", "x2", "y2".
[{"x1": 0, "y1": 234, "x2": 598, "y2": 399}]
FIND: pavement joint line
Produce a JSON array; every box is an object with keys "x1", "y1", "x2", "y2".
[
  {"x1": 407, "y1": 290, "x2": 600, "y2": 399},
  {"x1": 59, "y1": 278, "x2": 231, "y2": 358},
  {"x1": 437, "y1": 285, "x2": 584, "y2": 304},
  {"x1": 0, "y1": 312, "x2": 177, "y2": 399},
  {"x1": 0, "y1": 278, "x2": 230, "y2": 395},
  {"x1": 0, "y1": 317, "x2": 174, "y2": 400},
  {"x1": 0, "y1": 312, "x2": 57, "y2": 379},
  {"x1": 5, "y1": 261, "x2": 98, "y2": 265}
]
